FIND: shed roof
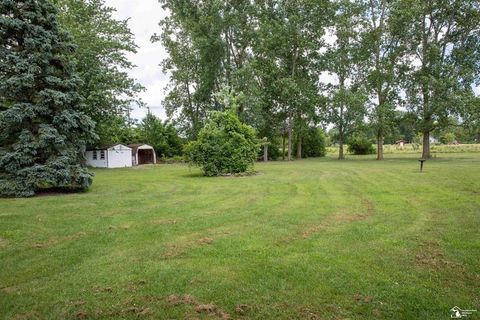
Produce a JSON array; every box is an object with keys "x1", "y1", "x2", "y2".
[
  {"x1": 87, "y1": 144, "x2": 130, "y2": 151},
  {"x1": 128, "y1": 144, "x2": 154, "y2": 153}
]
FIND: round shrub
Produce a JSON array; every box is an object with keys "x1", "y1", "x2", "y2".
[
  {"x1": 184, "y1": 111, "x2": 259, "y2": 176},
  {"x1": 294, "y1": 127, "x2": 327, "y2": 158},
  {"x1": 347, "y1": 135, "x2": 375, "y2": 155}
]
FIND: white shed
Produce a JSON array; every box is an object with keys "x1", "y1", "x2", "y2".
[{"x1": 86, "y1": 144, "x2": 132, "y2": 168}]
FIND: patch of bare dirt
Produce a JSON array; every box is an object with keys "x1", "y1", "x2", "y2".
[
  {"x1": 190, "y1": 277, "x2": 204, "y2": 285},
  {"x1": 161, "y1": 244, "x2": 189, "y2": 259},
  {"x1": 414, "y1": 241, "x2": 464, "y2": 272},
  {"x1": 32, "y1": 232, "x2": 86, "y2": 249},
  {"x1": 353, "y1": 294, "x2": 374, "y2": 303},
  {"x1": 362, "y1": 198, "x2": 375, "y2": 215},
  {"x1": 300, "y1": 306, "x2": 323, "y2": 320},
  {"x1": 1, "y1": 286, "x2": 19, "y2": 294},
  {"x1": 195, "y1": 303, "x2": 217, "y2": 313},
  {"x1": 166, "y1": 294, "x2": 231, "y2": 319},
  {"x1": 125, "y1": 279, "x2": 147, "y2": 293},
  {"x1": 0, "y1": 237, "x2": 8, "y2": 247},
  {"x1": 301, "y1": 225, "x2": 327, "y2": 239},
  {"x1": 11, "y1": 311, "x2": 41, "y2": 320},
  {"x1": 68, "y1": 300, "x2": 87, "y2": 307},
  {"x1": 234, "y1": 304, "x2": 250, "y2": 315},
  {"x1": 94, "y1": 286, "x2": 113, "y2": 293},
  {"x1": 372, "y1": 308, "x2": 381, "y2": 317},
  {"x1": 152, "y1": 219, "x2": 179, "y2": 225},
  {"x1": 123, "y1": 306, "x2": 152, "y2": 316},
  {"x1": 166, "y1": 294, "x2": 198, "y2": 306},
  {"x1": 75, "y1": 311, "x2": 88, "y2": 319},
  {"x1": 197, "y1": 237, "x2": 214, "y2": 245},
  {"x1": 334, "y1": 213, "x2": 368, "y2": 222}
]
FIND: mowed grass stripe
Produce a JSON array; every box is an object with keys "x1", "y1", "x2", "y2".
[{"x1": 0, "y1": 153, "x2": 479, "y2": 319}]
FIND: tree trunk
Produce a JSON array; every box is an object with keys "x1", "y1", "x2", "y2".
[
  {"x1": 376, "y1": 131, "x2": 384, "y2": 160},
  {"x1": 297, "y1": 135, "x2": 302, "y2": 159},
  {"x1": 422, "y1": 131, "x2": 430, "y2": 159},
  {"x1": 287, "y1": 125, "x2": 292, "y2": 161},
  {"x1": 338, "y1": 74, "x2": 345, "y2": 161},
  {"x1": 282, "y1": 134, "x2": 286, "y2": 161},
  {"x1": 338, "y1": 134, "x2": 345, "y2": 160},
  {"x1": 263, "y1": 144, "x2": 268, "y2": 162}
]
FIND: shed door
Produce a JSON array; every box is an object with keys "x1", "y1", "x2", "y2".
[{"x1": 138, "y1": 149, "x2": 154, "y2": 164}]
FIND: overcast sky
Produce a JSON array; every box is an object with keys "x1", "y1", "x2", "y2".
[{"x1": 104, "y1": 0, "x2": 169, "y2": 120}]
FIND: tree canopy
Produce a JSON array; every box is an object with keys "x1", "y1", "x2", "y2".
[
  {"x1": 0, "y1": 0, "x2": 96, "y2": 197},
  {"x1": 155, "y1": 0, "x2": 480, "y2": 159}
]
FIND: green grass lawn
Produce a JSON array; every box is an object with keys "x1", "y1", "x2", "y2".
[{"x1": 1, "y1": 153, "x2": 479, "y2": 319}]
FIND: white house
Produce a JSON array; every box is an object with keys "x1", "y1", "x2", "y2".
[
  {"x1": 129, "y1": 144, "x2": 157, "y2": 165},
  {"x1": 86, "y1": 144, "x2": 132, "y2": 168}
]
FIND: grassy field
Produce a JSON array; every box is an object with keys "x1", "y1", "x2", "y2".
[
  {"x1": 326, "y1": 143, "x2": 480, "y2": 156},
  {"x1": 1, "y1": 153, "x2": 479, "y2": 319}
]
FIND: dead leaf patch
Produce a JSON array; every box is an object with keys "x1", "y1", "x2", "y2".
[
  {"x1": 1, "y1": 286, "x2": 19, "y2": 294},
  {"x1": 0, "y1": 237, "x2": 8, "y2": 247},
  {"x1": 353, "y1": 294, "x2": 374, "y2": 303},
  {"x1": 75, "y1": 311, "x2": 88, "y2": 319},
  {"x1": 234, "y1": 304, "x2": 250, "y2": 315},
  {"x1": 195, "y1": 303, "x2": 217, "y2": 313},
  {"x1": 197, "y1": 237, "x2": 214, "y2": 245},
  {"x1": 167, "y1": 294, "x2": 230, "y2": 319},
  {"x1": 123, "y1": 306, "x2": 151, "y2": 316},
  {"x1": 32, "y1": 232, "x2": 86, "y2": 249},
  {"x1": 301, "y1": 225, "x2": 327, "y2": 238},
  {"x1": 166, "y1": 294, "x2": 198, "y2": 306},
  {"x1": 334, "y1": 213, "x2": 368, "y2": 222},
  {"x1": 94, "y1": 286, "x2": 113, "y2": 293}
]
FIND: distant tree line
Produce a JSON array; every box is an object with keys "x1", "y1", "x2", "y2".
[
  {"x1": 1, "y1": 0, "x2": 479, "y2": 196},
  {"x1": 155, "y1": 0, "x2": 480, "y2": 160}
]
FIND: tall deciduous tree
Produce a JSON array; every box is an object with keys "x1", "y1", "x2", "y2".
[
  {"x1": 0, "y1": 0, "x2": 96, "y2": 197},
  {"x1": 359, "y1": 0, "x2": 407, "y2": 160},
  {"x1": 155, "y1": 0, "x2": 232, "y2": 139},
  {"x1": 326, "y1": 0, "x2": 367, "y2": 160},
  {"x1": 53, "y1": 0, "x2": 144, "y2": 141},
  {"x1": 253, "y1": 0, "x2": 330, "y2": 160},
  {"x1": 402, "y1": 0, "x2": 480, "y2": 158}
]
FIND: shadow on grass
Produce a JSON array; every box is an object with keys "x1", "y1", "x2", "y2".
[{"x1": 181, "y1": 172, "x2": 205, "y2": 178}]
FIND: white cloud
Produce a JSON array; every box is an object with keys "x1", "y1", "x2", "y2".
[{"x1": 103, "y1": 0, "x2": 169, "y2": 120}]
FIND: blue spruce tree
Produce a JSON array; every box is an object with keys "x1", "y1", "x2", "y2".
[{"x1": 0, "y1": 0, "x2": 96, "y2": 197}]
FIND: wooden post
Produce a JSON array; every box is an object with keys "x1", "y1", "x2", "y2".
[{"x1": 261, "y1": 137, "x2": 270, "y2": 162}]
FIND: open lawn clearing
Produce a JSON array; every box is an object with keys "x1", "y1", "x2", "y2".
[{"x1": 1, "y1": 153, "x2": 479, "y2": 319}]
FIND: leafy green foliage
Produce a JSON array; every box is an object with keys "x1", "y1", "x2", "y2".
[
  {"x1": 53, "y1": 0, "x2": 144, "y2": 141},
  {"x1": 137, "y1": 113, "x2": 183, "y2": 158},
  {"x1": 294, "y1": 127, "x2": 327, "y2": 158},
  {"x1": 401, "y1": 0, "x2": 480, "y2": 158},
  {"x1": 184, "y1": 111, "x2": 259, "y2": 176},
  {"x1": 325, "y1": 0, "x2": 368, "y2": 160},
  {"x1": 347, "y1": 136, "x2": 376, "y2": 155},
  {"x1": 95, "y1": 116, "x2": 140, "y2": 146},
  {"x1": 0, "y1": 0, "x2": 96, "y2": 197}
]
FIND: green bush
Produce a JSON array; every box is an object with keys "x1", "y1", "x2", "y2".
[
  {"x1": 295, "y1": 127, "x2": 327, "y2": 158},
  {"x1": 257, "y1": 139, "x2": 282, "y2": 160},
  {"x1": 347, "y1": 136, "x2": 375, "y2": 155},
  {"x1": 184, "y1": 111, "x2": 259, "y2": 176}
]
